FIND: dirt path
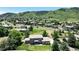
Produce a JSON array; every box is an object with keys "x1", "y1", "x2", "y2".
[{"x1": 44, "y1": 27, "x2": 54, "y2": 38}]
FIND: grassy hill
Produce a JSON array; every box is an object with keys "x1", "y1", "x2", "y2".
[{"x1": 0, "y1": 7, "x2": 79, "y2": 22}]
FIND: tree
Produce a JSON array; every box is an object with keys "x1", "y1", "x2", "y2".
[
  {"x1": 60, "y1": 42, "x2": 69, "y2": 51},
  {"x1": 29, "y1": 25, "x2": 33, "y2": 31},
  {"x1": 6, "y1": 30, "x2": 23, "y2": 50},
  {"x1": 51, "y1": 30, "x2": 59, "y2": 41},
  {"x1": 51, "y1": 40, "x2": 59, "y2": 51},
  {"x1": 0, "y1": 27, "x2": 9, "y2": 37},
  {"x1": 25, "y1": 30, "x2": 30, "y2": 38},
  {"x1": 75, "y1": 40, "x2": 79, "y2": 49},
  {"x1": 42, "y1": 30, "x2": 48, "y2": 37},
  {"x1": 6, "y1": 38, "x2": 17, "y2": 50},
  {"x1": 68, "y1": 32, "x2": 76, "y2": 47}
]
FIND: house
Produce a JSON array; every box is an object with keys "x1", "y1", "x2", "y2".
[
  {"x1": 64, "y1": 34, "x2": 79, "y2": 41},
  {"x1": 14, "y1": 28, "x2": 28, "y2": 32},
  {"x1": 42, "y1": 37, "x2": 53, "y2": 45},
  {"x1": 45, "y1": 23, "x2": 53, "y2": 27},
  {"x1": 29, "y1": 35, "x2": 43, "y2": 44},
  {"x1": 22, "y1": 35, "x2": 53, "y2": 45},
  {"x1": 63, "y1": 25, "x2": 74, "y2": 31},
  {"x1": 14, "y1": 25, "x2": 30, "y2": 32},
  {"x1": 1, "y1": 21, "x2": 13, "y2": 29},
  {"x1": 74, "y1": 34, "x2": 79, "y2": 40},
  {"x1": 16, "y1": 20, "x2": 27, "y2": 25},
  {"x1": 38, "y1": 23, "x2": 43, "y2": 26}
]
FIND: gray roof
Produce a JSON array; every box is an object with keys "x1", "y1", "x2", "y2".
[{"x1": 29, "y1": 35, "x2": 43, "y2": 38}]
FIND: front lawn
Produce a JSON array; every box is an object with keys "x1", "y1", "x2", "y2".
[{"x1": 16, "y1": 43, "x2": 51, "y2": 51}]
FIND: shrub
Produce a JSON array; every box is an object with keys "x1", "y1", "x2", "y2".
[
  {"x1": 51, "y1": 40, "x2": 59, "y2": 51},
  {"x1": 60, "y1": 42, "x2": 69, "y2": 51},
  {"x1": 68, "y1": 32, "x2": 76, "y2": 47},
  {"x1": 42, "y1": 30, "x2": 48, "y2": 37}
]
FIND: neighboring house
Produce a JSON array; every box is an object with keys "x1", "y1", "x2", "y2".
[
  {"x1": 58, "y1": 25, "x2": 63, "y2": 31},
  {"x1": 38, "y1": 23, "x2": 43, "y2": 26},
  {"x1": 65, "y1": 34, "x2": 79, "y2": 41},
  {"x1": 52, "y1": 25, "x2": 58, "y2": 28},
  {"x1": 22, "y1": 35, "x2": 53, "y2": 45},
  {"x1": 1, "y1": 21, "x2": 13, "y2": 29},
  {"x1": 45, "y1": 23, "x2": 53, "y2": 27},
  {"x1": 16, "y1": 20, "x2": 27, "y2": 25},
  {"x1": 14, "y1": 28, "x2": 27, "y2": 32},
  {"x1": 14, "y1": 24, "x2": 27, "y2": 28},
  {"x1": 74, "y1": 34, "x2": 79, "y2": 40},
  {"x1": 63, "y1": 25, "x2": 74, "y2": 31},
  {"x1": 14, "y1": 25, "x2": 30, "y2": 32}
]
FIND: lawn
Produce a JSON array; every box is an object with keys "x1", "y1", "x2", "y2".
[
  {"x1": 30, "y1": 26, "x2": 54, "y2": 37},
  {"x1": 16, "y1": 43, "x2": 51, "y2": 51},
  {"x1": 30, "y1": 27, "x2": 45, "y2": 35}
]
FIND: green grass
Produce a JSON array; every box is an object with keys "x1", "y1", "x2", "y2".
[
  {"x1": 16, "y1": 43, "x2": 30, "y2": 51},
  {"x1": 30, "y1": 27, "x2": 44, "y2": 35},
  {"x1": 16, "y1": 43, "x2": 51, "y2": 51}
]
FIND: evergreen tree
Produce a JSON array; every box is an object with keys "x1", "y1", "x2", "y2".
[
  {"x1": 51, "y1": 40, "x2": 59, "y2": 51},
  {"x1": 29, "y1": 25, "x2": 33, "y2": 31},
  {"x1": 42, "y1": 30, "x2": 48, "y2": 37},
  {"x1": 51, "y1": 30, "x2": 59, "y2": 41}
]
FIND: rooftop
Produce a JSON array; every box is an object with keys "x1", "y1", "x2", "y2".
[{"x1": 29, "y1": 35, "x2": 43, "y2": 38}]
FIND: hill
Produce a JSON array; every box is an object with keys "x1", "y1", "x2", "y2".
[{"x1": 0, "y1": 7, "x2": 79, "y2": 22}]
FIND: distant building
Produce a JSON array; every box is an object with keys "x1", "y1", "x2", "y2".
[
  {"x1": 1, "y1": 21, "x2": 13, "y2": 29},
  {"x1": 63, "y1": 25, "x2": 75, "y2": 31},
  {"x1": 14, "y1": 25, "x2": 30, "y2": 32},
  {"x1": 74, "y1": 34, "x2": 79, "y2": 40},
  {"x1": 16, "y1": 20, "x2": 27, "y2": 25}
]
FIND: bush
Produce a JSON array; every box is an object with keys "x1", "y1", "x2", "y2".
[
  {"x1": 42, "y1": 30, "x2": 48, "y2": 37},
  {"x1": 60, "y1": 42, "x2": 69, "y2": 51},
  {"x1": 51, "y1": 40, "x2": 59, "y2": 51},
  {"x1": 51, "y1": 30, "x2": 59, "y2": 41},
  {"x1": 25, "y1": 30, "x2": 30, "y2": 38},
  {"x1": 0, "y1": 27, "x2": 9, "y2": 37},
  {"x1": 68, "y1": 32, "x2": 76, "y2": 47},
  {"x1": 52, "y1": 30, "x2": 59, "y2": 39},
  {"x1": 29, "y1": 25, "x2": 33, "y2": 31},
  {"x1": 75, "y1": 40, "x2": 79, "y2": 49}
]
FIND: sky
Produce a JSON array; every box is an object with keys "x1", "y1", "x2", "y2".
[{"x1": 0, "y1": 7, "x2": 61, "y2": 14}]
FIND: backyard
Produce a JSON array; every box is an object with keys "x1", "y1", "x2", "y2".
[{"x1": 30, "y1": 26, "x2": 54, "y2": 37}]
